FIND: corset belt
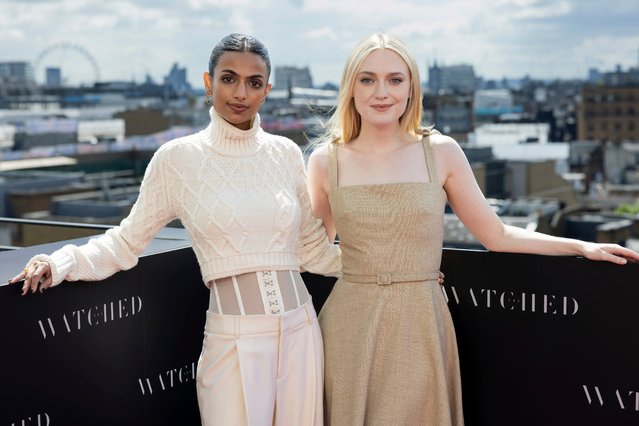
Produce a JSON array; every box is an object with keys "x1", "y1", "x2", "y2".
[{"x1": 342, "y1": 272, "x2": 440, "y2": 285}]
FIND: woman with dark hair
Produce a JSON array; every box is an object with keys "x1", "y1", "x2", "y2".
[
  {"x1": 308, "y1": 32, "x2": 639, "y2": 425},
  {"x1": 12, "y1": 33, "x2": 338, "y2": 426}
]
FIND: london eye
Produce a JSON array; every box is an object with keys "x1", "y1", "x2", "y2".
[{"x1": 34, "y1": 43, "x2": 100, "y2": 86}]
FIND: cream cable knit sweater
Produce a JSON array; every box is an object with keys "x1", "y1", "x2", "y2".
[{"x1": 28, "y1": 108, "x2": 341, "y2": 287}]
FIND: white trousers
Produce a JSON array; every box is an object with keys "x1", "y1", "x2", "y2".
[{"x1": 196, "y1": 299, "x2": 324, "y2": 426}]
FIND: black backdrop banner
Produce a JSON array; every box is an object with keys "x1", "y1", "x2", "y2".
[
  {"x1": 1, "y1": 235, "x2": 207, "y2": 426},
  {"x1": 439, "y1": 250, "x2": 639, "y2": 426},
  {"x1": 1, "y1": 240, "x2": 638, "y2": 425}
]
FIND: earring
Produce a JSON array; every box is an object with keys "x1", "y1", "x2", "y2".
[{"x1": 205, "y1": 93, "x2": 213, "y2": 105}]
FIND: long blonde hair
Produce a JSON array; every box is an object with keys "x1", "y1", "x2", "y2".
[{"x1": 320, "y1": 33, "x2": 431, "y2": 145}]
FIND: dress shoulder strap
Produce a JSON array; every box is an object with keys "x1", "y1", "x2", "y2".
[{"x1": 421, "y1": 132, "x2": 439, "y2": 184}]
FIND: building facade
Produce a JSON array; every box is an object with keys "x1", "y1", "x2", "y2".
[
  {"x1": 423, "y1": 93, "x2": 474, "y2": 142},
  {"x1": 0, "y1": 62, "x2": 34, "y2": 83},
  {"x1": 274, "y1": 66, "x2": 313, "y2": 90},
  {"x1": 578, "y1": 85, "x2": 639, "y2": 142},
  {"x1": 427, "y1": 63, "x2": 476, "y2": 94}
]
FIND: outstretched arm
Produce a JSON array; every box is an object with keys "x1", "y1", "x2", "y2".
[
  {"x1": 435, "y1": 134, "x2": 639, "y2": 264},
  {"x1": 11, "y1": 145, "x2": 178, "y2": 294}
]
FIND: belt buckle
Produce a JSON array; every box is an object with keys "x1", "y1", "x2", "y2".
[{"x1": 376, "y1": 273, "x2": 391, "y2": 285}]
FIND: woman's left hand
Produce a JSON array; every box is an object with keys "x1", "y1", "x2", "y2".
[
  {"x1": 581, "y1": 242, "x2": 639, "y2": 265},
  {"x1": 10, "y1": 260, "x2": 53, "y2": 296}
]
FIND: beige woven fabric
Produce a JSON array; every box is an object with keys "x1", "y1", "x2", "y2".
[{"x1": 319, "y1": 136, "x2": 464, "y2": 426}]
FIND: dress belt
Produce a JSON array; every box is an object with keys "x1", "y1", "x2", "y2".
[{"x1": 342, "y1": 272, "x2": 440, "y2": 285}]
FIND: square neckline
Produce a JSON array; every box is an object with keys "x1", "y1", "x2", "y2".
[{"x1": 330, "y1": 135, "x2": 444, "y2": 191}]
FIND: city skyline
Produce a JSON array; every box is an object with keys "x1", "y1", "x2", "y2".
[{"x1": 1, "y1": 0, "x2": 638, "y2": 88}]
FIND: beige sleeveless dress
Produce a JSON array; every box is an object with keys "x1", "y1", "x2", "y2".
[{"x1": 318, "y1": 136, "x2": 464, "y2": 426}]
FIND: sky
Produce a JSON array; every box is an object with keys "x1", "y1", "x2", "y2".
[{"x1": 1, "y1": 0, "x2": 638, "y2": 89}]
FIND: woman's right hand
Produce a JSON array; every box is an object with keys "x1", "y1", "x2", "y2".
[{"x1": 10, "y1": 260, "x2": 53, "y2": 296}]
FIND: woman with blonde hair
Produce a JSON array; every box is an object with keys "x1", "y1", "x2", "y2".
[{"x1": 308, "y1": 32, "x2": 639, "y2": 425}]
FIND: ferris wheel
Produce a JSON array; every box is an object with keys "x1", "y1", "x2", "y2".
[{"x1": 34, "y1": 42, "x2": 100, "y2": 86}]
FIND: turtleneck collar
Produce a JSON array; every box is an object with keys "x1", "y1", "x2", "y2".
[{"x1": 202, "y1": 107, "x2": 264, "y2": 157}]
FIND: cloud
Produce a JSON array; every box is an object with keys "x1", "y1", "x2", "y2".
[
  {"x1": 303, "y1": 27, "x2": 339, "y2": 42},
  {"x1": 227, "y1": 12, "x2": 255, "y2": 35},
  {"x1": 576, "y1": 34, "x2": 639, "y2": 71},
  {"x1": 0, "y1": 27, "x2": 25, "y2": 43},
  {"x1": 86, "y1": 14, "x2": 120, "y2": 30},
  {"x1": 188, "y1": 0, "x2": 270, "y2": 8},
  {"x1": 0, "y1": 0, "x2": 638, "y2": 86},
  {"x1": 510, "y1": 0, "x2": 573, "y2": 20}
]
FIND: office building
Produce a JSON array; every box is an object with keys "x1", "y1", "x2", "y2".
[
  {"x1": 427, "y1": 62, "x2": 476, "y2": 94},
  {"x1": 578, "y1": 85, "x2": 639, "y2": 142},
  {"x1": 274, "y1": 66, "x2": 313, "y2": 90}
]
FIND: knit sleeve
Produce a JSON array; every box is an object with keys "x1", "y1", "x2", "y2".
[
  {"x1": 26, "y1": 145, "x2": 178, "y2": 286},
  {"x1": 291, "y1": 145, "x2": 342, "y2": 277}
]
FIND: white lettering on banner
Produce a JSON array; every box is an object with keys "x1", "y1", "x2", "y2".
[
  {"x1": 583, "y1": 385, "x2": 639, "y2": 411},
  {"x1": 441, "y1": 286, "x2": 579, "y2": 316},
  {"x1": 10, "y1": 413, "x2": 50, "y2": 426},
  {"x1": 138, "y1": 361, "x2": 197, "y2": 396},
  {"x1": 36, "y1": 296, "x2": 143, "y2": 339},
  {"x1": 469, "y1": 288, "x2": 478, "y2": 306}
]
